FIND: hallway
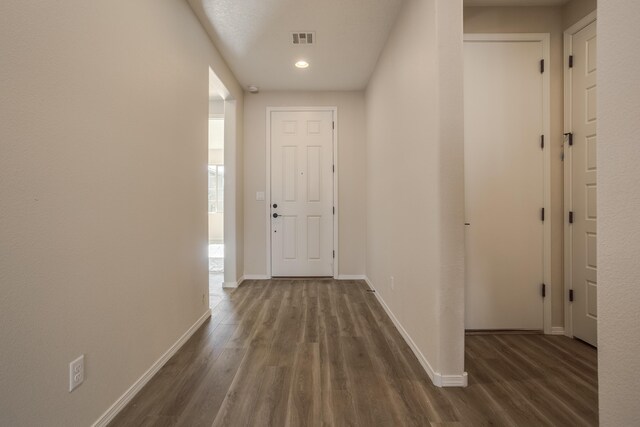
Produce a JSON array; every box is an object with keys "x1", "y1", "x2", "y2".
[{"x1": 110, "y1": 280, "x2": 597, "y2": 426}]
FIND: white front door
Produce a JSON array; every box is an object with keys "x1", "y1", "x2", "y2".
[
  {"x1": 464, "y1": 38, "x2": 546, "y2": 330},
  {"x1": 568, "y1": 20, "x2": 598, "y2": 346},
  {"x1": 270, "y1": 110, "x2": 334, "y2": 277}
]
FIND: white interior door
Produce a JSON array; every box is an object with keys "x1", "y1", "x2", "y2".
[
  {"x1": 568, "y1": 21, "x2": 598, "y2": 346},
  {"x1": 464, "y1": 38, "x2": 545, "y2": 330},
  {"x1": 270, "y1": 110, "x2": 334, "y2": 277}
]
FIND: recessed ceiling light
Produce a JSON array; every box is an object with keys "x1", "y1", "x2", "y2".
[{"x1": 295, "y1": 60, "x2": 309, "y2": 69}]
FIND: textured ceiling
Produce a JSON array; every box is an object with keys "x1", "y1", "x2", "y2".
[
  {"x1": 189, "y1": 0, "x2": 404, "y2": 91},
  {"x1": 464, "y1": 0, "x2": 569, "y2": 6}
]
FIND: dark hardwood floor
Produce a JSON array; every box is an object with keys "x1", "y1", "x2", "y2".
[{"x1": 110, "y1": 279, "x2": 598, "y2": 426}]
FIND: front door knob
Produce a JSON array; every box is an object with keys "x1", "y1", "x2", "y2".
[{"x1": 273, "y1": 213, "x2": 279, "y2": 218}]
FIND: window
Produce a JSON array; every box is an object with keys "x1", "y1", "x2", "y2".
[{"x1": 208, "y1": 165, "x2": 224, "y2": 213}]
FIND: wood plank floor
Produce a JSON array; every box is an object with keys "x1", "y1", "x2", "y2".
[{"x1": 110, "y1": 279, "x2": 598, "y2": 426}]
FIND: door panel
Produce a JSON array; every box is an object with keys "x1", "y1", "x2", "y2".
[
  {"x1": 307, "y1": 216, "x2": 321, "y2": 259},
  {"x1": 271, "y1": 110, "x2": 334, "y2": 277},
  {"x1": 464, "y1": 39, "x2": 545, "y2": 330},
  {"x1": 282, "y1": 216, "x2": 297, "y2": 260},
  {"x1": 307, "y1": 146, "x2": 322, "y2": 201},
  {"x1": 570, "y1": 21, "x2": 598, "y2": 346},
  {"x1": 282, "y1": 146, "x2": 297, "y2": 201}
]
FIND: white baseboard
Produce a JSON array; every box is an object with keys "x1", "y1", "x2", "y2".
[
  {"x1": 364, "y1": 277, "x2": 468, "y2": 388},
  {"x1": 223, "y1": 280, "x2": 239, "y2": 288},
  {"x1": 550, "y1": 326, "x2": 566, "y2": 335},
  {"x1": 92, "y1": 309, "x2": 212, "y2": 427},
  {"x1": 240, "y1": 275, "x2": 364, "y2": 281},
  {"x1": 337, "y1": 275, "x2": 367, "y2": 280},
  {"x1": 223, "y1": 275, "x2": 250, "y2": 288},
  {"x1": 440, "y1": 372, "x2": 469, "y2": 387},
  {"x1": 242, "y1": 274, "x2": 271, "y2": 280}
]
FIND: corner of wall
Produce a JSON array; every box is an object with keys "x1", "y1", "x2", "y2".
[
  {"x1": 435, "y1": 0, "x2": 466, "y2": 379},
  {"x1": 562, "y1": 0, "x2": 597, "y2": 29},
  {"x1": 364, "y1": 0, "x2": 466, "y2": 385}
]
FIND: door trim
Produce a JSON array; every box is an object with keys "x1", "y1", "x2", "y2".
[
  {"x1": 464, "y1": 33, "x2": 552, "y2": 334},
  {"x1": 563, "y1": 11, "x2": 597, "y2": 339},
  {"x1": 265, "y1": 107, "x2": 339, "y2": 279}
]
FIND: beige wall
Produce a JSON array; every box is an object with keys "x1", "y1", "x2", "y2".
[
  {"x1": 243, "y1": 91, "x2": 367, "y2": 277},
  {"x1": 0, "y1": 0, "x2": 242, "y2": 425},
  {"x1": 563, "y1": 0, "x2": 597, "y2": 28},
  {"x1": 598, "y1": 1, "x2": 640, "y2": 424},
  {"x1": 366, "y1": 0, "x2": 466, "y2": 379}
]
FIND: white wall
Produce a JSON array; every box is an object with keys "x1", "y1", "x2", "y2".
[
  {"x1": 243, "y1": 91, "x2": 367, "y2": 277},
  {"x1": 365, "y1": 0, "x2": 466, "y2": 381},
  {"x1": 208, "y1": 213, "x2": 224, "y2": 243},
  {"x1": 209, "y1": 99, "x2": 225, "y2": 116},
  {"x1": 0, "y1": 0, "x2": 242, "y2": 425},
  {"x1": 598, "y1": 0, "x2": 640, "y2": 424}
]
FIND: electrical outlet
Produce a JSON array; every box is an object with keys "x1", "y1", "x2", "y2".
[
  {"x1": 390, "y1": 276, "x2": 395, "y2": 290},
  {"x1": 69, "y1": 355, "x2": 84, "y2": 392}
]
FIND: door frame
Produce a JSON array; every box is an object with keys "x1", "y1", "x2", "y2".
[
  {"x1": 265, "y1": 106, "x2": 339, "y2": 279},
  {"x1": 563, "y1": 11, "x2": 597, "y2": 338},
  {"x1": 464, "y1": 33, "x2": 552, "y2": 334}
]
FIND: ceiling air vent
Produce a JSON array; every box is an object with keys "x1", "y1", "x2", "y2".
[{"x1": 292, "y1": 32, "x2": 315, "y2": 45}]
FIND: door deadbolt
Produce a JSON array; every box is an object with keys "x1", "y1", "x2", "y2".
[{"x1": 273, "y1": 203, "x2": 278, "y2": 208}]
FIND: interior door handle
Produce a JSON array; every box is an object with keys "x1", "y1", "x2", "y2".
[{"x1": 273, "y1": 213, "x2": 279, "y2": 218}]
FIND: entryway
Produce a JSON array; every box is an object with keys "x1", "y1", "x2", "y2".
[{"x1": 266, "y1": 108, "x2": 337, "y2": 278}]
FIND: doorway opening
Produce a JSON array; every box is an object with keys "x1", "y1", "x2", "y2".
[
  {"x1": 463, "y1": 33, "x2": 552, "y2": 333},
  {"x1": 208, "y1": 99, "x2": 225, "y2": 308},
  {"x1": 207, "y1": 65, "x2": 238, "y2": 307}
]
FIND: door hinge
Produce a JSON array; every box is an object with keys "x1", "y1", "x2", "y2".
[
  {"x1": 333, "y1": 206, "x2": 335, "y2": 215},
  {"x1": 542, "y1": 283, "x2": 546, "y2": 298},
  {"x1": 540, "y1": 59, "x2": 545, "y2": 73},
  {"x1": 333, "y1": 250, "x2": 335, "y2": 259},
  {"x1": 541, "y1": 207, "x2": 545, "y2": 222},
  {"x1": 564, "y1": 132, "x2": 573, "y2": 146},
  {"x1": 332, "y1": 121, "x2": 335, "y2": 130},
  {"x1": 332, "y1": 164, "x2": 335, "y2": 173},
  {"x1": 569, "y1": 55, "x2": 574, "y2": 68},
  {"x1": 569, "y1": 289, "x2": 574, "y2": 302},
  {"x1": 540, "y1": 135, "x2": 545, "y2": 150},
  {"x1": 569, "y1": 211, "x2": 574, "y2": 224}
]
